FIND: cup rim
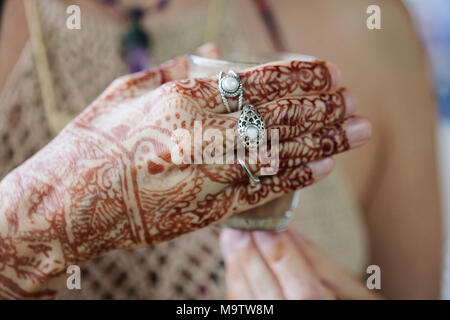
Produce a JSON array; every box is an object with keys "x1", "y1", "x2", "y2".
[{"x1": 188, "y1": 52, "x2": 318, "y2": 68}]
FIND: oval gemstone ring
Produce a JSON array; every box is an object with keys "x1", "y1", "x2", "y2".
[
  {"x1": 237, "y1": 104, "x2": 266, "y2": 150},
  {"x1": 219, "y1": 70, "x2": 243, "y2": 112}
]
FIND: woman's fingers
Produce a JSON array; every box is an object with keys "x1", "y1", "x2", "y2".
[
  {"x1": 207, "y1": 89, "x2": 356, "y2": 145},
  {"x1": 214, "y1": 158, "x2": 334, "y2": 214},
  {"x1": 198, "y1": 92, "x2": 361, "y2": 167},
  {"x1": 221, "y1": 229, "x2": 378, "y2": 300},
  {"x1": 276, "y1": 116, "x2": 370, "y2": 168},
  {"x1": 184, "y1": 60, "x2": 340, "y2": 114},
  {"x1": 223, "y1": 259, "x2": 256, "y2": 300},
  {"x1": 220, "y1": 229, "x2": 378, "y2": 300},
  {"x1": 220, "y1": 230, "x2": 285, "y2": 299},
  {"x1": 223, "y1": 89, "x2": 357, "y2": 140},
  {"x1": 238, "y1": 159, "x2": 332, "y2": 207},
  {"x1": 259, "y1": 90, "x2": 352, "y2": 126},
  {"x1": 288, "y1": 232, "x2": 381, "y2": 300},
  {"x1": 241, "y1": 60, "x2": 340, "y2": 106},
  {"x1": 220, "y1": 230, "x2": 336, "y2": 300},
  {"x1": 203, "y1": 116, "x2": 369, "y2": 185},
  {"x1": 252, "y1": 231, "x2": 335, "y2": 300}
]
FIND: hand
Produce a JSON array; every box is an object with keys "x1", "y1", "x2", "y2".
[
  {"x1": 220, "y1": 229, "x2": 381, "y2": 300},
  {"x1": 0, "y1": 48, "x2": 370, "y2": 297},
  {"x1": 65, "y1": 57, "x2": 367, "y2": 252}
]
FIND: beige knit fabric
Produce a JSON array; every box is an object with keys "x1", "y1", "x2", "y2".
[{"x1": 0, "y1": 0, "x2": 368, "y2": 299}]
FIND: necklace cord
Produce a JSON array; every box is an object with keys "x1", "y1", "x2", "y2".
[
  {"x1": 24, "y1": 0, "x2": 73, "y2": 136},
  {"x1": 253, "y1": 0, "x2": 288, "y2": 52}
]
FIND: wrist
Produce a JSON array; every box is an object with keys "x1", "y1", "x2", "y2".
[
  {"x1": 0, "y1": 127, "x2": 136, "y2": 298},
  {"x1": 0, "y1": 166, "x2": 68, "y2": 299}
]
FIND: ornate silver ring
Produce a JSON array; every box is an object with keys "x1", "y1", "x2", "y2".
[{"x1": 237, "y1": 104, "x2": 266, "y2": 150}]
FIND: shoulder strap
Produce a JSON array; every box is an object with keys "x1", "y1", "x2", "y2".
[
  {"x1": 23, "y1": 0, "x2": 73, "y2": 135},
  {"x1": 252, "y1": 0, "x2": 288, "y2": 52}
]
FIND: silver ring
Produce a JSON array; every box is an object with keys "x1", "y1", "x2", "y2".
[
  {"x1": 238, "y1": 157, "x2": 260, "y2": 186},
  {"x1": 237, "y1": 105, "x2": 266, "y2": 150},
  {"x1": 219, "y1": 70, "x2": 243, "y2": 112}
]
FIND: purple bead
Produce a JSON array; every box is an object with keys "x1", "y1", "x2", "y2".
[
  {"x1": 158, "y1": 0, "x2": 170, "y2": 10},
  {"x1": 126, "y1": 46, "x2": 151, "y2": 73}
]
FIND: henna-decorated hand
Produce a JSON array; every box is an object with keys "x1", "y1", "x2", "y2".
[{"x1": 0, "y1": 51, "x2": 370, "y2": 298}]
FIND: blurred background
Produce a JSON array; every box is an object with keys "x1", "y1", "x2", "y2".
[{"x1": 405, "y1": 0, "x2": 450, "y2": 298}]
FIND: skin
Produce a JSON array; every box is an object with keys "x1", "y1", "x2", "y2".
[
  {"x1": 226, "y1": 0, "x2": 442, "y2": 299},
  {"x1": 0, "y1": 0, "x2": 28, "y2": 91},
  {"x1": 221, "y1": 228, "x2": 381, "y2": 300},
  {"x1": 0, "y1": 42, "x2": 369, "y2": 297},
  {"x1": 0, "y1": 0, "x2": 441, "y2": 299}
]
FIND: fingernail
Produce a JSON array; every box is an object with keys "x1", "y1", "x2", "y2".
[
  {"x1": 344, "y1": 117, "x2": 372, "y2": 148},
  {"x1": 308, "y1": 157, "x2": 335, "y2": 180},
  {"x1": 325, "y1": 62, "x2": 341, "y2": 88},
  {"x1": 342, "y1": 90, "x2": 358, "y2": 116},
  {"x1": 220, "y1": 229, "x2": 250, "y2": 260}
]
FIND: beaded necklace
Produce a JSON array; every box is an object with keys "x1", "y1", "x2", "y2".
[{"x1": 100, "y1": 0, "x2": 171, "y2": 72}]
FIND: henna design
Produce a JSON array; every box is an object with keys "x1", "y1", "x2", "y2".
[
  {"x1": 0, "y1": 60, "x2": 358, "y2": 299},
  {"x1": 257, "y1": 90, "x2": 347, "y2": 140},
  {"x1": 242, "y1": 60, "x2": 334, "y2": 106},
  {"x1": 235, "y1": 164, "x2": 314, "y2": 206},
  {"x1": 261, "y1": 92, "x2": 344, "y2": 125},
  {"x1": 278, "y1": 122, "x2": 350, "y2": 167}
]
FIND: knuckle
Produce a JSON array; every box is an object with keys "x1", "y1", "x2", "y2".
[
  {"x1": 106, "y1": 79, "x2": 123, "y2": 93},
  {"x1": 158, "y1": 82, "x2": 184, "y2": 100},
  {"x1": 161, "y1": 80, "x2": 179, "y2": 92},
  {"x1": 110, "y1": 75, "x2": 130, "y2": 88},
  {"x1": 159, "y1": 81, "x2": 189, "y2": 100}
]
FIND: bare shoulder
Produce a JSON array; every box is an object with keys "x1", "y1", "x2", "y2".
[
  {"x1": 0, "y1": 0, "x2": 28, "y2": 91},
  {"x1": 272, "y1": 0, "x2": 437, "y2": 206}
]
